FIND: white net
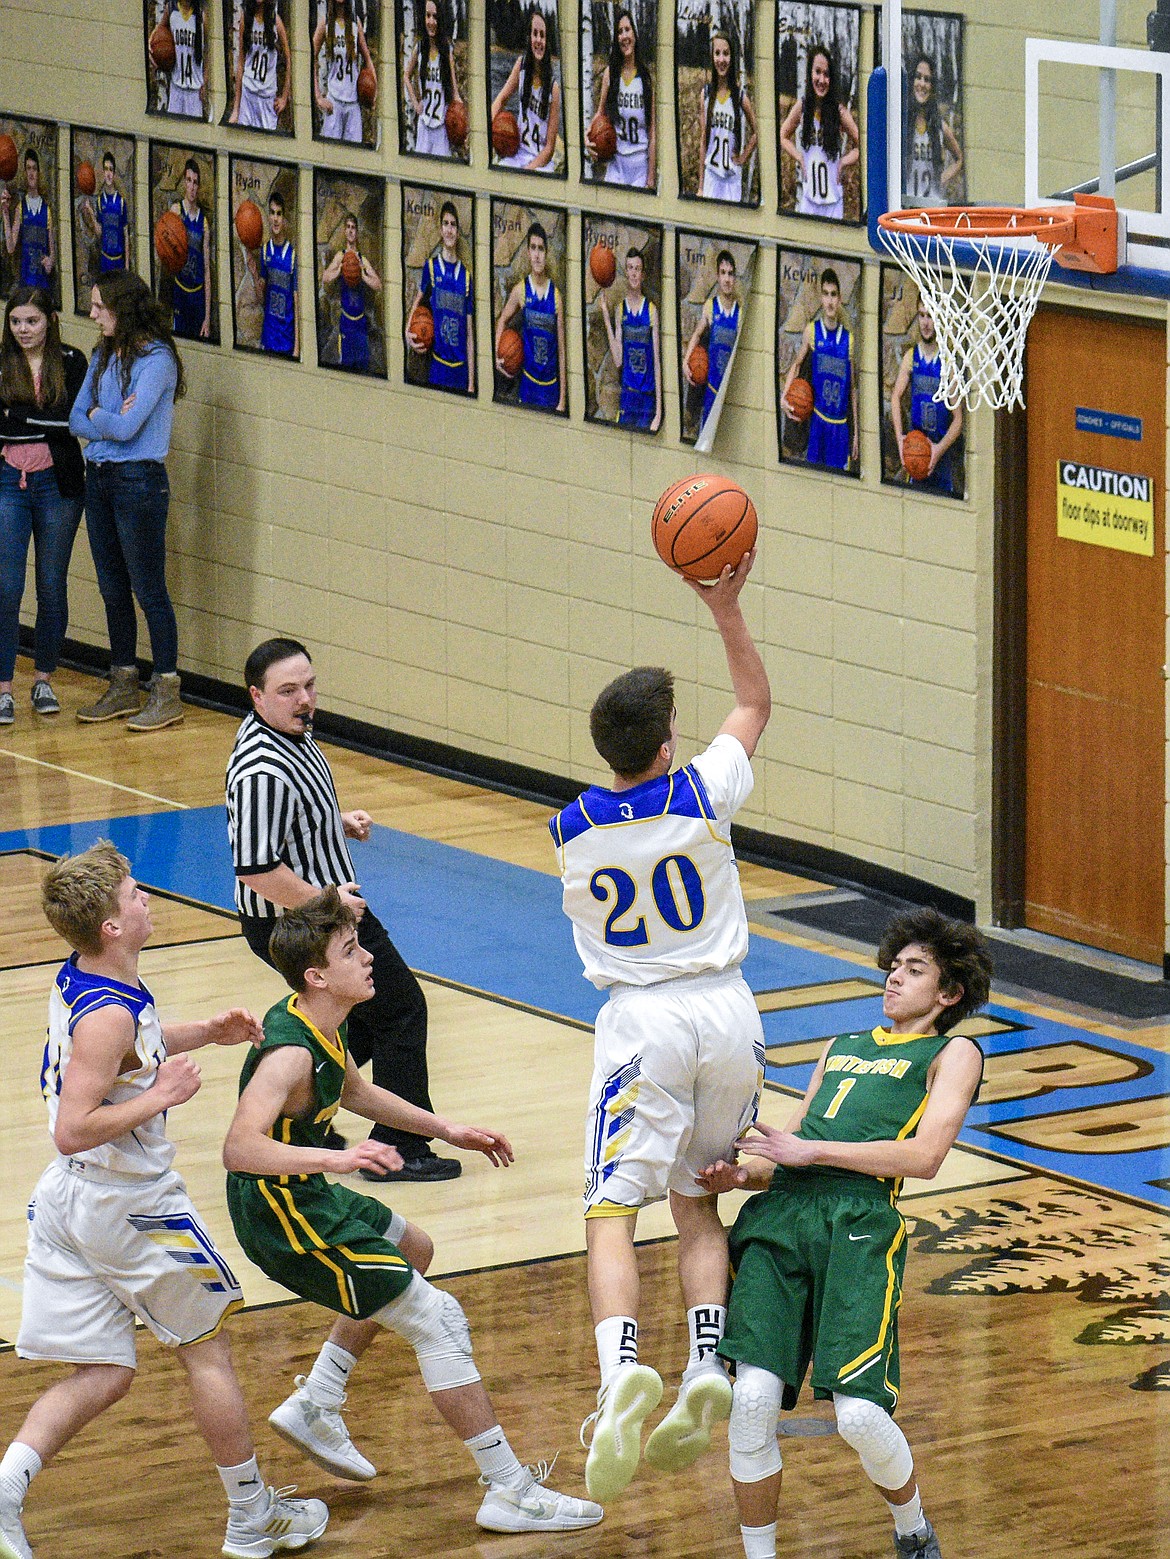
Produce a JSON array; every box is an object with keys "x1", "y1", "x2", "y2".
[{"x1": 878, "y1": 216, "x2": 1061, "y2": 411}]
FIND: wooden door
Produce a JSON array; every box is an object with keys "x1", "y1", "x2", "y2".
[{"x1": 1023, "y1": 309, "x2": 1165, "y2": 965}]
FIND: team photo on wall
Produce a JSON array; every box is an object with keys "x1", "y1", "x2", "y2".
[
  {"x1": 69, "y1": 129, "x2": 136, "y2": 315},
  {"x1": 222, "y1": 0, "x2": 294, "y2": 133},
  {"x1": 674, "y1": 0, "x2": 760, "y2": 207},
  {"x1": 776, "y1": 245, "x2": 860, "y2": 475},
  {"x1": 0, "y1": 116, "x2": 60, "y2": 309},
  {"x1": 401, "y1": 182, "x2": 476, "y2": 395},
  {"x1": 676, "y1": 227, "x2": 757, "y2": 449},
  {"x1": 580, "y1": 0, "x2": 658, "y2": 191},
  {"x1": 582, "y1": 213, "x2": 663, "y2": 432},
  {"x1": 144, "y1": 0, "x2": 212, "y2": 120},
  {"x1": 149, "y1": 139, "x2": 218, "y2": 343},
  {"x1": 396, "y1": 0, "x2": 471, "y2": 163},
  {"x1": 491, "y1": 197, "x2": 567, "y2": 414},
  {"x1": 487, "y1": 0, "x2": 566, "y2": 176},
  {"x1": 229, "y1": 155, "x2": 300, "y2": 357},
  {"x1": 313, "y1": 167, "x2": 386, "y2": 375},
  {"x1": 879, "y1": 263, "x2": 964, "y2": 497},
  {"x1": 776, "y1": 1, "x2": 862, "y2": 223},
  {"x1": 311, "y1": 0, "x2": 382, "y2": 147}
]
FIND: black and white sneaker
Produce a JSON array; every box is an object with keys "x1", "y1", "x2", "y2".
[{"x1": 30, "y1": 682, "x2": 60, "y2": 715}]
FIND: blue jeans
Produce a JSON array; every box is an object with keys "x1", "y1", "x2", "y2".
[
  {"x1": 0, "y1": 463, "x2": 84, "y2": 681},
  {"x1": 85, "y1": 460, "x2": 178, "y2": 675}
]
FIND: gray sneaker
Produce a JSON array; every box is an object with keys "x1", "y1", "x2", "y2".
[
  {"x1": 76, "y1": 666, "x2": 141, "y2": 723},
  {"x1": 30, "y1": 681, "x2": 60, "y2": 715},
  {"x1": 0, "y1": 693, "x2": 13, "y2": 726},
  {"x1": 127, "y1": 672, "x2": 183, "y2": 731},
  {"x1": 268, "y1": 1376, "x2": 375, "y2": 1481},
  {"x1": 221, "y1": 1485, "x2": 328, "y2": 1558},
  {"x1": 894, "y1": 1517, "x2": 942, "y2": 1558},
  {"x1": 0, "y1": 1491, "x2": 33, "y2": 1559}
]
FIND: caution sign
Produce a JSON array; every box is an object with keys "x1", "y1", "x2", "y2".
[{"x1": 1056, "y1": 460, "x2": 1155, "y2": 557}]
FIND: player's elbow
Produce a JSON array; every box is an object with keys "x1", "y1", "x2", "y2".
[
  {"x1": 222, "y1": 1126, "x2": 251, "y2": 1173},
  {"x1": 53, "y1": 1118, "x2": 89, "y2": 1156}
]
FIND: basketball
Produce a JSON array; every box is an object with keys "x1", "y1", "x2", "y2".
[
  {"x1": 785, "y1": 377, "x2": 814, "y2": 422},
  {"x1": 357, "y1": 66, "x2": 377, "y2": 107},
  {"x1": 498, "y1": 327, "x2": 523, "y2": 378},
  {"x1": 589, "y1": 111, "x2": 617, "y2": 161},
  {"x1": 445, "y1": 100, "x2": 469, "y2": 148},
  {"x1": 902, "y1": 428, "x2": 934, "y2": 481},
  {"x1": 341, "y1": 250, "x2": 362, "y2": 287},
  {"x1": 651, "y1": 475, "x2": 758, "y2": 582},
  {"x1": 154, "y1": 210, "x2": 188, "y2": 275},
  {"x1": 76, "y1": 161, "x2": 96, "y2": 197},
  {"x1": 0, "y1": 135, "x2": 17, "y2": 183},
  {"x1": 410, "y1": 304, "x2": 434, "y2": 350},
  {"x1": 234, "y1": 199, "x2": 263, "y2": 251},
  {"x1": 589, "y1": 243, "x2": 616, "y2": 289},
  {"x1": 492, "y1": 111, "x2": 520, "y2": 159},
  {"x1": 149, "y1": 20, "x2": 176, "y2": 70},
  {"x1": 688, "y1": 346, "x2": 709, "y2": 388}
]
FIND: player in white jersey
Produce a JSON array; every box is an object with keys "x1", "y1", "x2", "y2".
[
  {"x1": 550, "y1": 550, "x2": 771, "y2": 1506},
  {"x1": 697, "y1": 30, "x2": 757, "y2": 204},
  {"x1": 230, "y1": 0, "x2": 291, "y2": 130},
  {"x1": 779, "y1": 45, "x2": 859, "y2": 221},
  {"x1": 166, "y1": 0, "x2": 208, "y2": 119},
  {"x1": 904, "y1": 54, "x2": 962, "y2": 207},
  {"x1": 405, "y1": 0, "x2": 462, "y2": 157},
  {"x1": 313, "y1": 0, "x2": 375, "y2": 143},
  {"x1": 490, "y1": 5, "x2": 561, "y2": 172},
  {"x1": 0, "y1": 841, "x2": 328, "y2": 1559},
  {"x1": 587, "y1": 9, "x2": 656, "y2": 189}
]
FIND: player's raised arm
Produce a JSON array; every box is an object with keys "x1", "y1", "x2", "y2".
[{"x1": 686, "y1": 549, "x2": 771, "y2": 757}]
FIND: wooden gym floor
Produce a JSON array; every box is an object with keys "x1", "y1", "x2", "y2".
[{"x1": 0, "y1": 665, "x2": 1166, "y2": 1558}]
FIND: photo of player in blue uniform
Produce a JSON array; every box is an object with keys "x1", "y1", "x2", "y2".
[
  {"x1": 597, "y1": 249, "x2": 661, "y2": 433},
  {"x1": 242, "y1": 188, "x2": 298, "y2": 356},
  {"x1": 890, "y1": 302, "x2": 963, "y2": 495},
  {"x1": 781, "y1": 265, "x2": 858, "y2": 473},
  {"x1": 677, "y1": 231, "x2": 757, "y2": 449},
  {"x1": 168, "y1": 158, "x2": 213, "y2": 340},
  {"x1": 80, "y1": 153, "x2": 129, "y2": 276},
  {"x1": 406, "y1": 199, "x2": 475, "y2": 396},
  {"x1": 2, "y1": 149, "x2": 56, "y2": 293},
  {"x1": 322, "y1": 213, "x2": 381, "y2": 371},
  {"x1": 683, "y1": 249, "x2": 739, "y2": 437},
  {"x1": 494, "y1": 220, "x2": 566, "y2": 414}
]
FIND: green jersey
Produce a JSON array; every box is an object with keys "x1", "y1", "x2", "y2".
[{"x1": 234, "y1": 995, "x2": 349, "y2": 1179}]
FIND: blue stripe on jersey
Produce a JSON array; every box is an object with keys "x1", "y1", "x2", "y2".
[
  {"x1": 55, "y1": 955, "x2": 152, "y2": 1036},
  {"x1": 551, "y1": 763, "x2": 716, "y2": 846}
]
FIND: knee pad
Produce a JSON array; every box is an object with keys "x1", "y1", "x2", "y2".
[
  {"x1": 385, "y1": 1209, "x2": 408, "y2": 1247},
  {"x1": 728, "y1": 1365, "x2": 783, "y2": 1484},
  {"x1": 375, "y1": 1274, "x2": 481, "y2": 1393},
  {"x1": 833, "y1": 1394, "x2": 913, "y2": 1490}
]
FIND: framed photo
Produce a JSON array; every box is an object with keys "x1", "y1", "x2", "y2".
[
  {"x1": 676, "y1": 228, "x2": 758, "y2": 449},
  {"x1": 395, "y1": 0, "x2": 472, "y2": 163},
  {"x1": 69, "y1": 129, "x2": 136, "y2": 316},
  {"x1": 490, "y1": 197, "x2": 567, "y2": 415},
  {"x1": 145, "y1": 0, "x2": 213, "y2": 122},
  {"x1": 148, "y1": 139, "x2": 219, "y2": 344},
  {"x1": 776, "y1": 2, "x2": 862, "y2": 223},
  {"x1": 893, "y1": 7, "x2": 965, "y2": 206},
  {"x1": 486, "y1": 0, "x2": 566, "y2": 177},
  {"x1": 0, "y1": 116, "x2": 60, "y2": 308},
  {"x1": 775, "y1": 246, "x2": 860, "y2": 476},
  {"x1": 879, "y1": 262, "x2": 964, "y2": 497},
  {"x1": 580, "y1": 0, "x2": 658, "y2": 191},
  {"x1": 310, "y1": 0, "x2": 382, "y2": 150},
  {"x1": 222, "y1": 0, "x2": 294, "y2": 134},
  {"x1": 313, "y1": 167, "x2": 386, "y2": 376},
  {"x1": 582, "y1": 213, "x2": 664, "y2": 432},
  {"x1": 674, "y1": 0, "x2": 760, "y2": 206},
  {"x1": 229, "y1": 156, "x2": 300, "y2": 357},
  {"x1": 401, "y1": 183, "x2": 476, "y2": 395}
]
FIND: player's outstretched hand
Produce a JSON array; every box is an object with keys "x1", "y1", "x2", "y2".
[
  {"x1": 735, "y1": 1122, "x2": 818, "y2": 1168},
  {"x1": 445, "y1": 1124, "x2": 515, "y2": 1167},
  {"x1": 336, "y1": 1140, "x2": 405, "y2": 1177},
  {"x1": 154, "y1": 1054, "x2": 202, "y2": 1108},
  {"x1": 207, "y1": 1008, "x2": 264, "y2": 1048},
  {"x1": 696, "y1": 1158, "x2": 749, "y2": 1194}
]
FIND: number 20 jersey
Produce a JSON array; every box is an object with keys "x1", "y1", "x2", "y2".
[{"x1": 550, "y1": 733, "x2": 753, "y2": 989}]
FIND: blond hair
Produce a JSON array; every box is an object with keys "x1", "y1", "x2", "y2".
[{"x1": 41, "y1": 840, "x2": 131, "y2": 955}]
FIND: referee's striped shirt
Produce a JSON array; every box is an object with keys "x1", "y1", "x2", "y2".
[{"x1": 225, "y1": 711, "x2": 355, "y2": 919}]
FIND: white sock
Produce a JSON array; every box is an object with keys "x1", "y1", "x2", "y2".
[
  {"x1": 464, "y1": 1425, "x2": 527, "y2": 1490},
  {"x1": 218, "y1": 1455, "x2": 266, "y2": 1507},
  {"x1": 0, "y1": 1443, "x2": 42, "y2": 1506},
  {"x1": 306, "y1": 1341, "x2": 357, "y2": 1408},
  {"x1": 682, "y1": 1303, "x2": 726, "y2": 1381},
  {"x1": 595, "y1": 1315, "x2": 638, "y2": 1388},
  {"x1": 887, "y1": 1488, "x2": 925, "y2": 1538},
  {"x1": 740, "y1": 1520, "x2": 778, "y2": 1558}
]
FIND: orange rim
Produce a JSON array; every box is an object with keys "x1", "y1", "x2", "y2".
[{"x1": 878, "y1": 205, "x2": 1077, "y2": 246}]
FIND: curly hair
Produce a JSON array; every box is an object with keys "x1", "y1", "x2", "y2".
[
  {"x1": 92, "y1": 270, "x2": 186, "y2": 401},
  {"x1": 877, "y1": 907, "x2": 993, "y2": 1033}
]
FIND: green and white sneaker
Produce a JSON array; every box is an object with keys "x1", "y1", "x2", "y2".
[
  {"x1": 644, "y1": 1368, "x2": 733, "y2": 1471},
  {"x1": 580, "y1": 1362, "x2": 663, "y2": 1502},
  {"x1": 222, "y1": 1486, "x2": 329, "y2": 1558}
]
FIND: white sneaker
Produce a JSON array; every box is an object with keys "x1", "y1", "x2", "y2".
[
  {"x1": 221, "y1": 1486, "x2": 329, "y2": 1558},
  {"x1": 579, "y1": 1362, "x2": 662, "y2": 1502},
  {"x1": 644, "y1": 1368, "x2": 733, "y2": 1471},
  {"x1": 0, "y1": 1494, "x2": 33, "y2": 1559},
  {"x1": 476, "y1": 1462, "x2": 603, "y2": 1532},
  {"x1": 268, "y1": 1376, "x2": 376, "y2": 1481}
]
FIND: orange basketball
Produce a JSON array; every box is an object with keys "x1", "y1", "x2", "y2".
[
  {"x1": 154, "y1": 210, "x2": 188, "y2": 275},
  {"x1": 688, "y1": 345, "x2": 709, "y2": 387},
  {"x1": 341, "y1": 250, "x2": 362, "y2": 287},
  {"x1": 234, "y1": 198, "x2": 263, "y2": 250},
  {"x1": 445, "y1": 100, "x2": 469, "y2": 148},
  {"x1": 149, "y1": 20, "x2": 176, "y2": 70},
  {"x1": 76, "y1": 160, "x2": 97, "y2": 196},
  {"x1": 498, "y1": 327, "x2": 523, "y2": 378},
  {"x1": 589, "y1": 111, "x2": 617, "y2": 160},
  {"x1": 785, "y1": 377, "x2": 814, "y2": 422},
  {"x1": 0, "y1": 135, "x2": 17, "y2": 183},
  {"x1": 589, "y1": 242, "x2": 616, "y2": 289},
  {"x1": 902, "y1": 428, "x2": 934, "y2": 481},
  {"x1": 651, "y1": 475, "x2": 758, "y2": 582},
  {"x1": 410, "y1": 303, "x2": 434, "y2": 350},
  {"x1": 356, "y1": 66, "x2": 377, "y2": 107},
  {"x1": 492, "y1": 110, "x2": 520, "y2": 159}
]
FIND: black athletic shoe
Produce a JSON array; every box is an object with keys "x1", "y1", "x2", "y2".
[
  {"x1": 360, "y1": 1151, "x2": 462, "y2": 1183},
  {"x1": 323, "y1": 1126, "x2": 347, "y2": 1150}
]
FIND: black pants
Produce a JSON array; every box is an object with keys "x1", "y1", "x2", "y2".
[{"x1": 240, "y1": 907, "x2": 433, "y2": 1157}]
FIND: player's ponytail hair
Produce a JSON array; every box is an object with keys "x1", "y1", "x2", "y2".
[
  {"x1": 92, "y1": 270, "x2": 186, "y2": 403},
  {"x1": 0, "y1": 286, "x2": 68, "y2": 409},
  {"x1": 604, "y1": 9, "x2": 652, "y2": 122},
  {"x1": 327, "y1": 0, "x2": 356, "y2": 66},
  {"x1": 876, "y1": 907, "x2": 993, "y2": 1033},
  {"x1": 800, "y1": 45, "x2": 841, "y2": 159},
  {"x1": 243, "y1": 0, "x2": 277, "y2": 56},
  {"x1": 191, "y1": 0, "x2": 205, "y2": 68}
]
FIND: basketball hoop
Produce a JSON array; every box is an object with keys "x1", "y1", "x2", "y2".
[{"x1": 877, "y1": 196, "x2": 1119, "y2": 411}]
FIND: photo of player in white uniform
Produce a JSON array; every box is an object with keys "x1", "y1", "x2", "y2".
[
  {"x1": 312, "y1": 0, "x2": 379, "y2": 147},
  {"x1": 226, "y1": 0, "x2": 292, "y2": 133},
  {"x1": 170, "y1": 0, "x2": 209, "y2": 118},
  {"x1": 675, "y1": 3, "x2": 759, "y2": 207},
  {"x1": 488, "y1": 0, "x2": 565, "y2": 175},
  {"x1": 399, "y1": 0, "x2": 469, "y2": 161},
  {"x1": 582, "y1": 2, "x2": 657, "y2": 190}
]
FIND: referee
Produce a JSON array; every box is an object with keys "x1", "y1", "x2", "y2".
[{"x1": 225, "y1": 636, "x2": 459, "y2": 1182}]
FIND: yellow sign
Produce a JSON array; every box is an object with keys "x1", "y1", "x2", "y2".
[{"x1": 1056, "y1": 460, "x2": 1154, "y2": 557}]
